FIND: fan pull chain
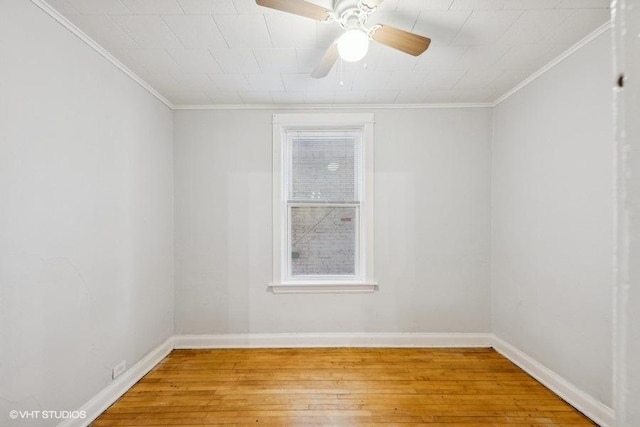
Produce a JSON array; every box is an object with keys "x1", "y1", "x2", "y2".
[{"x1": 339, "y1": 57, "x2": 344, "y2": 87}]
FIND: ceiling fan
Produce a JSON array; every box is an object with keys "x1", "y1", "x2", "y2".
[{"x1": 255, "y1": 0, "x2": 432, "y2": 78}]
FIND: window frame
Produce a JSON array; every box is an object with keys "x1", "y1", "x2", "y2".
[{"x1": 271, "y1": 113, "x2": 376, "y2": 294}]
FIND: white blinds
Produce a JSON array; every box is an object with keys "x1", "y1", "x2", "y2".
[{"x1": 287, "y1": 129, "x2": 361, "y2": 203}]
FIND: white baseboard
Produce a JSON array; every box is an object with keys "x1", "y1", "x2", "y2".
[
  {"x1": 58, "y1": 336, "x2": 173, "y2": 427},
  {"x1": 492, "y1": 336, "x2": 615, "y2": 427},
  {"x1": 61, "y1": 333, "x2": 613, "y2": 427},
  {"x1": 172, "y1": 332, "x2": 493, "y2": 349}
]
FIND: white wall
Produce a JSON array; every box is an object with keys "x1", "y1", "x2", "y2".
[
  {"x1": 0, "y1": 1, "x2": 174, "y2": 425},
  {"x1": 492, "y1": 30, "x2": 614, "y2": 406},
  {"x1": 174, "y1": 108, "x2": 492, "y2": 334},
  {"x1": 615, "y1": 0, "x2": 640, "y2": 424}
]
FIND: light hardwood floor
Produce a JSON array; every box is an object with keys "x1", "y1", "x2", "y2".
[{"x1": 92, "y1": 348, "x2": 596, "y2": 426}]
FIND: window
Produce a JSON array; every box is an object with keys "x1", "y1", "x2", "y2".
[{"x1": 271, "y1": 114, "x2": 376, "y2": 293}]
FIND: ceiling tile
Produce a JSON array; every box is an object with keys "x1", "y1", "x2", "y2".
[
  {"x1": 304, "y1": 91, "x2": 336, "y2": 103},
  {"x1": 451, "y1": 88, "x2": 496, "y2": 102},
  {"x1": 503, "y1": 0, "x2": 560, "y2": 9},
  {"x1": 72, "y1": 15, "x2": 138, "y2": 48},
  {"x1": 65, "y1": 0, "x2": 128, "y2": 14},
  {"x1": 296, "y1": 48, "x2": 331, "y2": 73},
  {"x1": 46, "y1": 0, "x2": 80, "y2": 15},
  {"x1": 363, "y1": 46, "x2": 420, "y2": 72},
  {"x1": 421, "y1": 89, "x2": 452, "y2": 102},
  {"x1": 112, "y1": 48, "x2": 183, "y2": 74},
  {"x1": 373, "y1": 0, "x2": 400, "y2": 12},
  {"x1": 176, "y1": 0, "x2": 237, "y2": 14},
  {"x1": 350, "y1": 71, "x2": 393, "y2": 91},
  {"x1": 450, "y1": 0, "x2": 507, "y2": 10},
  {"x1": 167, "y1": 49, "x2": 223, "y2": 73},
  {"x1": 245, "y1": 73, "x2": 285, "y2": 91},
  {"x1": 120, "y1": 0, "x2": 184, "y2": 14},
  {"x1": 282, "y1": 73, "x2": 354, "y2": 92},
  {"x1": 513, "y1": 44, "x2": 563, "y2": 73},
  {"x1": 232, "y1": 0, "x2": 272, "y2": 15},
  {"x1": 556, "y1": 0, "x2": 611, "y2": 8},
  {"x1": 364, "y1": 90, "x2": 399, "y2": 103},
  {"x1": 396, "y1": 89, "x2": 430, "y2": 103},
  {"x1": 214, "y1": 14, "x2": 272, "y2": 49},
  {"x1": 111, "y1": 15, "x2": 183, "y2": 48},
  {"x1": 109, "y1": 48, "x2": 144, "y2": 73},
  {"x1": 202, "y1": 90, "x2": 242, "y2": 103},
  {"x1": 315, "y1": 22, "x2": 342, "y2": 49},
  {"x1": 238, "y1": 91, "x2": 274, "y2": 104},
  {"x1": 497, "y1": 9, "x2": 574, "y2": 45},
  {"x1": 368, "y1": 11, "x2": 420, "y2": 30},
  {"x1": 141, "y1": 72, "x2": 181, "y2": 92},
  {"x1": 491, "y1": 42, "x2": 556, "y2": 74},
  {"x1": 340, "y1": 60, "x2": 370, "y2": 75},
  {"x1": 204, "y1": 89, "x2": 243, "y2": 103},
  {"x1": 420, "y1": 65, "x2": 469, "y2": 90},
  {"x1": 453, "y1": 43, "x2": 511, "y2": 69},
  {"x1": 545, "y1": 9, "x2": 610, "y2": 45},
  {"x1": 385, "y1": 69, "x2": 429, "y2": 90},
  {"x1": 208, "y1": 73, "x2": 251, "y2": 91},
  {"x1": 333, "y1": 90, "x2": 367, "y2": 103},
  {"x1": 424, "y1": 87, "x2": 493, "y2": 102},
  {"x1": 413, "y1": 11, "x2": 472, "y2": 45},
  {"x1": 169, "y1": 73, "x2": 216, "y2": 91},
  {"x1": 452, "y1": 66, "x2": 506, "y2": 90},
  {"x1": 452, "y1": 10, "x2": 523, "y2": 45},
  {"x1": 269, "y1": 91, "x2": 305, "y2": 103},
  {"x1": 254, "y1": 48, "x2": 299, "y2": 73},
  {"x1": 165, "y1": 90, "x2": 213, "y2": 104},
  {"x1": 162, "y1": 15, "x2": 228, "y2": 49},
  {"x1": 394, "y1": 0, "x2": 454, "y2": 11},
  {"x1": 413, "y1": 44, "x2": 468, "y2": 71},
  {"x1": 209, "y1": 49, "x2": 261, "y2": 72},
  {"x1": 265, "y1": 13, "x2": 317, "y2": 48}
]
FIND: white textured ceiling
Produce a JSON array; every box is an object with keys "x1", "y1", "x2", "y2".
[{"x1": 46, "y1": 0, "x2": 610, "y2": 106}]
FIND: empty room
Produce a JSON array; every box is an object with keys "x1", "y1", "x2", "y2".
[{"x1": 1, "y1": 0, "x2": 639, "y2": 426}]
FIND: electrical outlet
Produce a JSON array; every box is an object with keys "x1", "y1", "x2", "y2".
[{"x1": 112, "y1": 361, "x2": 126, "y2": 379}]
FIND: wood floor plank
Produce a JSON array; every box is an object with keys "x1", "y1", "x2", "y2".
[{"x1": 92, "y1": 348, "x2": 596, "y2": 426}]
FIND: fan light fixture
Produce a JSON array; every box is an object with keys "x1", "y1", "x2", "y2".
[{"x1": 337, "y1": 29, "x2": 369, "y2": 62}]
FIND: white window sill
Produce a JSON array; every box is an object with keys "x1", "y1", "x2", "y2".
[{"x1": 268, "y1": 282, "x2": 378, "y2": 294}]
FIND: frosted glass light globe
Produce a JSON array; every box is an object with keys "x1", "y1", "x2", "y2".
[{"x1": 337, "y1": 29, "x2": 369, "y2": 62}]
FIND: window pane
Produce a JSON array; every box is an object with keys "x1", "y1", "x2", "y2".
[
  {"x1": 290, "y1": 206, "x2": 357, "y2": 276},
  {"x1": 289, "y1": 131, "x2": 360, "y2": 202}
]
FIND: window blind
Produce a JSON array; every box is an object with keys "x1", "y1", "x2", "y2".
[{"x1": 287, "y1": 129, "x2": 361, "y2": 203}]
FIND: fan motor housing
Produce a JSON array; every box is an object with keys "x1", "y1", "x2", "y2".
[
  {"x1": 333, "y1": 0, "x2": 361, "y2": 15},
  {"x1": 333, "y1": 0, "x2": 373, "y2": 30}
]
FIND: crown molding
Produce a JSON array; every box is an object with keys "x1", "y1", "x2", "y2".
[
  {"x1": 493, "y1": 20, "x2": 612, "y2": 106},
  {"x1": 172, "y1": 102, "x2": 494, "y2": 110},
  {"x1": 30, "y1": 0, "x2": 175, "y2": 110}
]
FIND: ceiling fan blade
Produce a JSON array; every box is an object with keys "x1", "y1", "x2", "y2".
[
  {"x1": 255, "y1": 0, "x2": 331, "y2": 21},
  {"x1": 311, "y1": 43, "x2": 339, "y2": 78},
  {"x1": 372, "y1": 25, "x2": 431, "y2": 56}
]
